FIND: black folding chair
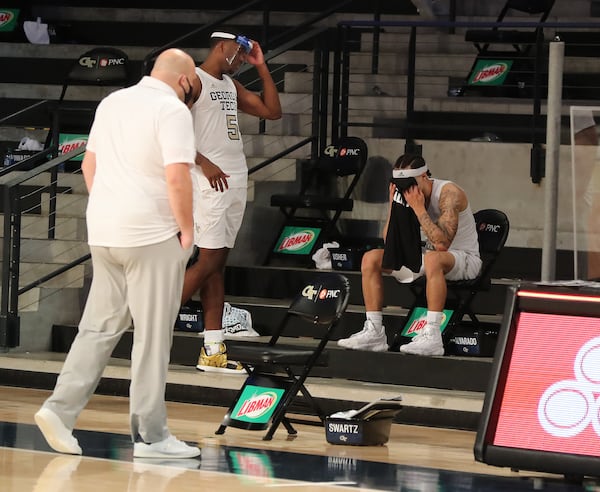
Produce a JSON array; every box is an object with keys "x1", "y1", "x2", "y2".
[
  {"x1": 216, "y1": 273, "x2": 350, "y2": 440},
  {"x1": 390, "y1": 209, "x2": 510, "y2": 351},
  {"x1": 46, "y1": 47, "x2": 131, "y2": 167},
  {"x1": 463, "y1": 0, "x2": 555, "y2": 98},
  {"x1": 266, "y1": 136, "x2": 368, "y2": 264},
  {"x1": 465, "y1": 0, "x2": 555, "y2": 55}
]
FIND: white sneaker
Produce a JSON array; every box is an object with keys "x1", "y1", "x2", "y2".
[
  {"x1": 133, "y1": 457, "x2": 200, "y2": 476},
  {"x1": 337, "y1": 320, "x2": 389, "y2": 352},
  {"x1": 133, "y1": 435, "x2": 200, "y2": 459},
  {"x1": 34, "y1": 407, "x2": 82, "y2": 455},
  {"x1": 399, "y1": 328, "x2": 444, "y2": 356}
]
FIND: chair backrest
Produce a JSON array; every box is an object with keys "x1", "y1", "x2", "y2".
[
  {"x1": 474, "y1": 208, "x2": 510, "y2": 260},
  {"x1": 466, "y1": 0, "x2": 555, "y2": 48},
  {"x1": 288, "y1": 273, "x2": 350, "y2": 325},
  {"x1": 504, "y1": 0, "x2": 555, "y2": 17},
  {"x1": 318, "y1": 136, "x2": 368, "y2": 178},
  {"x1": 59, "y1": 47, "x2": 130, "y2": 101}
]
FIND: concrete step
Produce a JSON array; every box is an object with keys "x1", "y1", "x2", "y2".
[
  {"x1": 0, "y1": 42, "x2": 156, "y2": 61},
  {"x1": 349, "y1": 52, "x2": 472, "y2": 76},
  {"x1": 285, "y1": 71, "x2": 449, "y2": 97},
  {"x1": 0, "y1": 351, "x2": 485, "y2": 430},
  {"x1": 247, "y1": 157, "x2": 297, "y2": 182},
  {"x1": 29, "y1": 6, "x2": 414, "y2": 27},
  {"x1": 0, "y1": 286, "x2": 40, "y2": 312},
  {"x1": 0, "y1": 82, "x2": 124, "y2": 103},
  {"x1": 0, "y1": 215, "x2": 87, "y2": 241},
  {"x1": 242, "y1": 134, "x2": 312, "y2": 160},
  {"x1": 40, "y1": 192, "x2": 88, "y2": 218},
  {"x1": 242, "y1": 113, "x2": 315, "y2": 138},
  {"x1": 0, "y1": 238, "x2": 89, "y2": 264},
  {"x1": 12, "y1": 261, "x2": 85, "y2": 289},
  {"x1": 360, "y1": 31, "x2": 478, "y2": 55},
  {"x1": 29, "y1": 171, "x2": 87, "y2": 194}
]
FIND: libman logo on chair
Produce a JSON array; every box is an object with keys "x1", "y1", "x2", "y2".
[
  {"x1": 231, "y1": 384, "x2": 286, "y2": 424},
  {"x1": 468, "y1": 59, "x2": 513, "y2": 86},
  {"x1": 58, "y1": 133, "x2": 89, "y2": 162},
  {"x1": 401, "y1": 307, "x2": 453, "y2": 338},
  {"x1": 0, "y1": 9, "x2": 19, "y2": 32},
  {"x1": 274, "y1": 225, "x2": 321, "y2": 255}
]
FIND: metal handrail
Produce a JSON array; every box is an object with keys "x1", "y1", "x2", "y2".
[
  {"x1": 0, "y1": 99, "x2": 50, "y2": 126},
  {"x1": 248, "y1": 136, "x2": 316, "y2": 175},
  {"x1": 4, "y1": 147, "x2": 84, "y2": 188},
  {"x1": 18, "y1": 253, "x2": 91, "y2": 296},
  {"x1": 0, "y1": 146, "x2": 57, "y2": 177},
  {"x1": 0, "y1": 146, "x2": 86, "y2": 348}
]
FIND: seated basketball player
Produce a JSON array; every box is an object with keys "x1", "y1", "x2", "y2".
[{"x1": 337, "y1": 153, "x2": 482, "y2": 356}]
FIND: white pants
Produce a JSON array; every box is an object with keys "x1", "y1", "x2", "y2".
[{"x1": 42, "y1": 236, "x2": 189, "y2": 443}]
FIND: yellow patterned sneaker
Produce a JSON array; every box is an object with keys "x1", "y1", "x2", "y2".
[{"x1": 196, "y1": 342, "x2": 245, "y2": 374}]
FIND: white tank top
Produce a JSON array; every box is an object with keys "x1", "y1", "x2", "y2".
[
  {"x1": 427, "y1": 179, "x2": 479, "y2": 255},
  {"x1": 191, "y1": 67, "x2": 247, "y2": 190}
]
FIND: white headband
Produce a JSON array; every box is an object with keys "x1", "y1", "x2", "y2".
[
  {"x1": 211, "y1": 31, "x2": 236, "y2": 40},
  {"x1": 393, "y1": 164, "x2": 428, "y2": 178}
]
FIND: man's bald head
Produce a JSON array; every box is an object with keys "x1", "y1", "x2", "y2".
[
  {"x1": 152, "y1": 48, "x2": 195, "y2": 77},
  {"x1": 150, "y1": 48, "x2": 198, "y2": 108}
]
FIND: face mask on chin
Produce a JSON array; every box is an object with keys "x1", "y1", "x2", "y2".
[{"x1": 181, "y1": 76, "x2": 194, "y2": 106}]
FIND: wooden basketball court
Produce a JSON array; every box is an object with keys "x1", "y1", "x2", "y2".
[{"x1": 0, "y1": 385, "x2": 594, "y2": 491}]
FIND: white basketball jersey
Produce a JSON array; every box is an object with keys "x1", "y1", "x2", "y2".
[
  {"x1": 428, "y1": 179, "x2": 479, "y2": 255},
  {"x1": 191, "y1": 67, "x2": 248, "y2": 190}
]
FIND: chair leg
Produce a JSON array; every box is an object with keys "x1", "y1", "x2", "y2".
[
  {"x1": 262, "y1": 417, "x2": 283, "y2": 441},
  {"x1": 282, "y1": 417, "x2": 298, "y2": 435},
  {"x1": 389, "y1": 331, "x2": 403, "y2": 352},
  {"x1": 390, "y1": 300, "x2": 422, "y2": 352},
  {"x1": 299, "y1": 383, "x2": 326, "y2": 423},
  {"x1": 263, "y1": 414, "x2": 297, "y2": 441},
  {"x1": 214, "y1": 370, "x2": 256, "y2": 436},
  {"x1": 262, "y1": 375, "x2": 306, "y2": 440}
]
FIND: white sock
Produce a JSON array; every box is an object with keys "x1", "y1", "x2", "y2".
[
  {"x1": 425, "y1": 311, "x2": 443, "y2": 334},
  {"x1": 366, "y1": 312, "x2": 383, "y2": 333},
  {"x1": 204, "y1": 329, "x2": 224, "y2": 344}
]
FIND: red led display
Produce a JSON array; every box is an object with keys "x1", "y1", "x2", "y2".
[{"x1": 492, "y1": 311, "x2": 600, "y2": 457}]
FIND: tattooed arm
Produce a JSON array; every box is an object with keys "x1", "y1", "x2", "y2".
[{"x1": 404, "y1": 182, "x2": 467, "y2": 251}]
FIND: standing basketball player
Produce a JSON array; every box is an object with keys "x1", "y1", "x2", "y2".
[{"x1": 182, "y1": 30, "x2": 281, "y2": 372}]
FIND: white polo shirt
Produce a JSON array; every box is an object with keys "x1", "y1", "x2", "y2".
[{"x1": 85, "y1": 76, "x2": 196, "y2": 247}]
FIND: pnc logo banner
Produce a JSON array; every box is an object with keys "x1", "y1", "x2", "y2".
[
  {"x1": 0, "y1": 9, "x2": 19, "y2": 32},
  {"x1": 479, "y1": 222, "x2": 501, "y2": 233},
  {"x1": 323, "y1": 145, "x2": 361, "y2": 158},
  {"x1": 100, "y1": 57, "x2": 126, "y2": 67},
  {"x1": 401, "y1": 306, "x2": 453, "y2": 338},
  {"x1": 323, "y1": 145, "x2": 338, "y2": 157},
  {"x1": 274, "y1": 226, "x2": 321, "y2": 255},
  {"x1": 302, "y1": 284, "x2": 341, "y2": 302},
  {"x1": 338, "y1": 147, "x2": 360, "y2": 157},
  {"x1": 231, "y1": 384, "x2": 285, "y2": 424},
  {"x1": 79, "y1": 56, "x2": 97, "y2": 69},
  {"x1": 468, "y1": 60, "x2": 513, "y2": 86}
]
